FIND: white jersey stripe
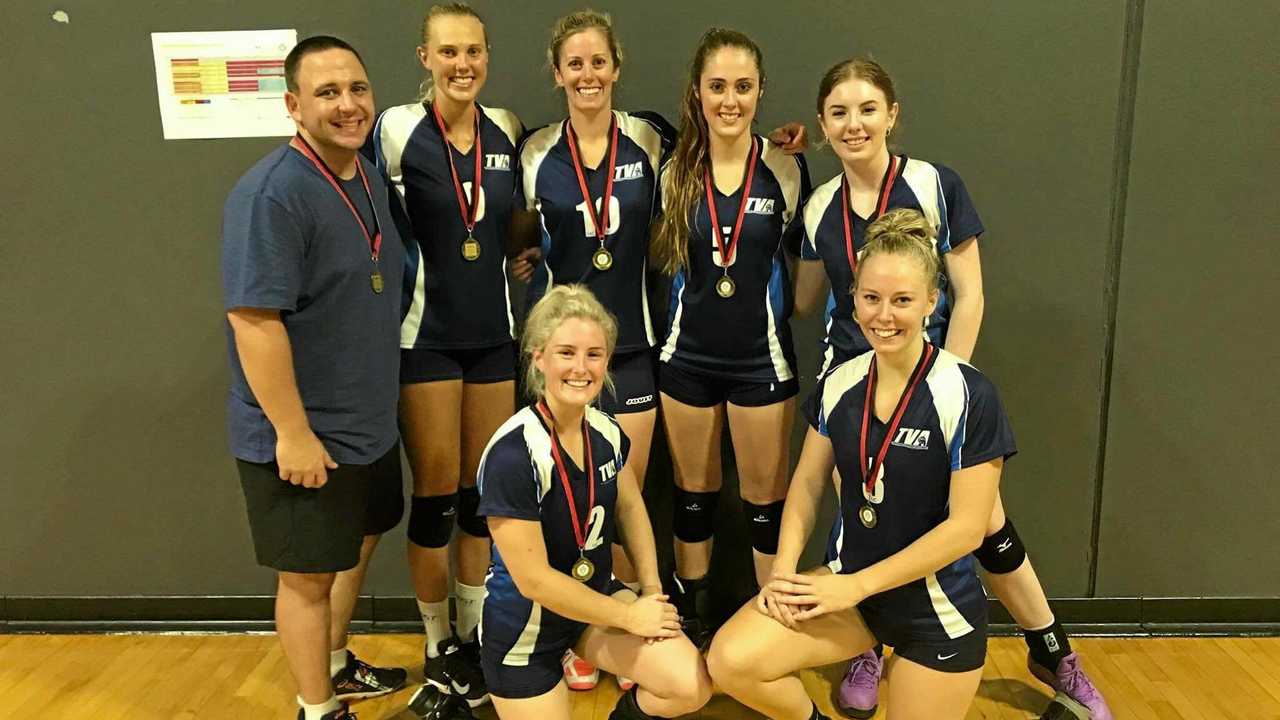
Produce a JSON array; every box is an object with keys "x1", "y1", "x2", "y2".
[
  {"x1": 660, "y1": 272, "x2": 686, "y2": 364},
  {"x1": 501, "y1": 603, "x2": 544, "y2": 666},
  {"x1": 925, "y1": 572, "x2": 975, "y2": 639}
]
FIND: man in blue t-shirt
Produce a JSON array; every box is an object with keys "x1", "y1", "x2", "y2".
[{"x1": 221, "y1": 36, "x2": 409, "y2": 720}]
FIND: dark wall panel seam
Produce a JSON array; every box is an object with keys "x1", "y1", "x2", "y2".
[{"x1": 1089, "y1": 0, "x2": 1146, "y2": 597}]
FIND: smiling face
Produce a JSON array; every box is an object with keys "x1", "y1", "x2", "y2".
[
  {"x1": 698, "y1": 46, "x2": 760, "y2": 143},
  {"x1": 553, "y1": 29, "x2": 620, "y2": 115},
  {"x1": 285, "y1": 48, "x2": 374, "y2": 156},
  {"x1": 853, "y1": 251, "x2": 938, "y2": 355},
  {"x1": 819, "y1": 77, "x2": 899, "y2": 167},
  {"x1": 532, "y1": 317, "x2": 610, "y2": 410},
  {"x1": 418, "y1": 13, "x2": 488, "y2": 107}
]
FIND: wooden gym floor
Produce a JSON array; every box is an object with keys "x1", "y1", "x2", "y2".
[{"x1": 2, "y1": 633, "x2": 1279, "y2": 718}]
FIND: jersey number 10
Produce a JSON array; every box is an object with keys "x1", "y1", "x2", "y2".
[{"x1": 576, "y1": 196, "x2": 620, "y2": 237}]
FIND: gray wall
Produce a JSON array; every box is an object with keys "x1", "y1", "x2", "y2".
[{"x1": 2, "y1": 0, "x2": 1276, "y2": 607}]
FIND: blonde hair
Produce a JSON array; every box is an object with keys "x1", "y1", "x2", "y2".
[
  {"x1": 653, "y1": 28, "x2": 764, "y2": 275},
  {"x1": 417, "y1": 3, "x2": 487, "y2": 102},
  {"x1": 547, "y1": 9, "x2": 624, "y2": 75},
  {"x1": 853, "y1": 208, "x2": 940, "y2": 293},
  {"x1": 522, "y1": 285, "x2": 618, "y2": 400}
]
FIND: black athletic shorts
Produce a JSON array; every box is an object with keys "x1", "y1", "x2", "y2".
[
  {"x1": 659, "y1": 362, "x2": 799, "y2": 408},
  {"x1": 237, "y1": 441, "x2": 404, "y2": 573},
  {"x1": 859, "y1": 603, "x2": 987, "y2": 673},
  {"x1": 598, "y1": 348, "x2": 658, "y2": 414},
  {"x1": 400, "y1": 342, "x2": 517, "y2": 385}
]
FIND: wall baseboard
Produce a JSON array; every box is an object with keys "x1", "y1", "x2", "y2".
[{"x1": 3, "y1": 596, "x2": 1277, "y2": 635}]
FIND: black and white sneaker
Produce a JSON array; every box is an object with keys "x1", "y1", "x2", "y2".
[
  {"x1": 408, "y1": 683, "x2": 474, "y2": 719},
  {"x1": 423, "y1": 636, "x2": 489, "y2": 708},
  {"x1": 331, "y1": 650, "x2": 408, "y2": 701},
  {"x1": 295, "y1": 703, "x2": 357, "y2": 720}
]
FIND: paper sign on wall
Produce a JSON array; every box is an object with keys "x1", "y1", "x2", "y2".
[{"x1": 151, "y1": 30, "x2": 298, "y2": 140}]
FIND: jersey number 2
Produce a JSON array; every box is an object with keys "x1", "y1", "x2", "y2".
[
  {"x1": 583, "y1": 505, "x2": 606, "y2": 551},
  {"x1": 576, "y1": 196, "x2": 620, "y2": 237}
]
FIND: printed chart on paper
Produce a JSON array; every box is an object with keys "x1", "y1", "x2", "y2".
[{"x1": 152, "y1": 30, "x2": 297, "y2": 139}]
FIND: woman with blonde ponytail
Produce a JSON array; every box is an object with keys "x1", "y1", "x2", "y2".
[
  {"x1": 709, "y1": 208, "x2": 1015, "y2": 720},
  {"x1": 366, "y1": 3, "x2": 526, "y2": 711},
  {"x1": 651, "y1": 27, "x2": 810, "y2": 649}
]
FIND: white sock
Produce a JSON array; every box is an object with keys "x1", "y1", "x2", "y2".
[
  {"x1": 455, "y1": 581, "x2": 486, "y2": 642},
  {"x1": 329, "y1": 647, "x2": 349, "y2": 677},
  {"x1": 297, "y1": 694, "x2": 340, "y2": 720},
  {"x1": 418, "y1": 598, "x2": 450, "y2": 657}
]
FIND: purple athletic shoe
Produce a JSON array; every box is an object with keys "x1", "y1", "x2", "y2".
[
  {"x1": 835, "y1": 650, "x2": 881, "y2": 719},
  {"x1": 1029, "y1": 652, "x2": 1113, "y2": 720}
]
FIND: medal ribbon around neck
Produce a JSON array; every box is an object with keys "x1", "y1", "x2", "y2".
[
  {"x1": 703, "y1": 136, "x2": 759, "y2": 273},
  {"x1": 431, "y1": 102, "x2": 483, "y2": 238},
  {"x1": 858, "y1": 342, "x2": 935, "y2": 503},
  {"x1": 289, "y1": 134, "x2": 382, "y2": 263},
  {"x1": 565, "y1": 115, "x2": 619, "y2": 243},
  {"x1": 841, "y1": 154, "x2": 899, "y2": 277},
  {"x1": 537, "y1": 400, "x2": 596, "y2": 556}
]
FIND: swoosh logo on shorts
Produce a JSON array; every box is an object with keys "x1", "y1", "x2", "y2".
[{"x1": 937, "y1": 652, "x2": 958, "y2": 661}]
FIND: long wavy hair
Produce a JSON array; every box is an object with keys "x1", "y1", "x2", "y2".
[{"x1": 652, "y1": 28, "x2": 764, "y2": 275}]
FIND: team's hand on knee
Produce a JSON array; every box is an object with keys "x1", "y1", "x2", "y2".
[
  {"x1": 771, "y1": 572, "x2": 864, "y2": 621},
  {"x1": 275, "y1": 430, "x2": 339, "y2": 488},
  {"x1": 767, "y1": 122, "x2": 809, "y2": 154},
  {"x1": 756, "y1": 581, "x2": 804, "y2": 629},
  {"x1": 623, "y1": 593, "x2": 682, "y2": 641},
  {"x1": 509, "y1": 247, "x2": 542, "y2": 282}
]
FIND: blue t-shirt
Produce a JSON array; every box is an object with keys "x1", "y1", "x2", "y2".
[
  {"x1": 806, "y1": 346, "x2": 1015, "y2": 643},
  {"x1": 659, "y1": 137, "x2": 811, "y2": 382},
  {"x1": 221, "y1": 144, "x2": 405, "y2": 465},
  {"x1": 372, "y1": 102, "x2": 524, "y2": 349},
  {"x1": 801, "y1": 157, "x2": 984, "y2": 376},
  {"x1": 519, "y1": 111, "x2": 676, "y2": 353},
  {"x1": 476, "y1": 405, "x2": 630, "y2": 664}
]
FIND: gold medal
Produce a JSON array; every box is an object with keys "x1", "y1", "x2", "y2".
[
  {"x1": 715, "y1": 275, "x2": 736, "y2": 298},
  {"x1": 571, "y1": 556, "x2": 595, "y2": 583},
  {"x1": 462, "y1": 236, "x2": 481, "y2": 261},
  {"x1": 858, "y1": 504, "x2": 877, "y2": 529},
  {"x1": 592, "y1": 247, "x2": 613, "y2": 271},
  {"x1": 371, "y1": 271, "x2": 384, "y2": 294}
]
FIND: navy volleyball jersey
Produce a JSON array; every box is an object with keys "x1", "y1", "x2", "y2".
[
  {"x1": 519, "y1": 111, "x2": 676, "y2": 353},
  {"x1": 476, "y1": 406, "x2": 631, "y2": 665},
  {"x1": 373, "y1": 102, "x2": 523, "y2": 349},
  {"x1": 802, "y1": 157, "x2": 984, "y2": 375},
  {"x1": 808, "y1": 347, "x2": 1015, "y2": 643},
  {"x1": 659, "y1": 138, "x2": 810, "y2": 382}
]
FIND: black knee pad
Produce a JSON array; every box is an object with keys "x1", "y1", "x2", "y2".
[
  {"x1": 408, "y1": 493, "x2": 457, "y2": 548},
  {"x1": 975, "y1": 518, "x2": 1026, "y2": 574},
  {"x1": 673, "y1": 487, "x2": 720, "y2": 543},
  {"x1": 456, "y1": 486, "x2": 489, "y2": 538},
  {"x1": 743, "y1": 499, "x2": 785, "y2": 554}
]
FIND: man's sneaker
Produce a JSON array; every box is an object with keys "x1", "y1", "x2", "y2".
[
  {"x1": 562, "y1": 649, "x2": 599, "y2": 691},
  {"x1": 1029, "y1": 652, "x2": 1113, "y2": 720},
  {"x1": 834, "y1": 650, "x2": 881, "y2": 719},
  {"x1": 331, "y1": 651, "x2": 407, "y2": 701},
  {"x1": 295, "y1": 704, "x2": 356, "y2": 720},
  {"x1": 679, "y1": 613, "x2": 713, "y2": 652},
  {"x1": 423, "y1": 636, "x2": 490, "y2": 708},
  {"x1": 408, "y1": 683, "x2": 475, "y2": 719}
]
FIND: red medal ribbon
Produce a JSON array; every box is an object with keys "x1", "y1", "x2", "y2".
[
  {"x1": 430, "y1": 102, "x2": 483, "y2": 235},
  {"x1": 565, "y1": 116, "x2": 619, "y2": 240},
  {"x1": 537, "y1": 401, "x2": 595, "y2": 552},
  {"x1": 290, "y1": 135, "x2": 382, "y2": 260},
  {"x1": 703, "y1": 136, "x2": 759, "y2": 269},
  {"x1": 858, "y1": 343, "x2": 935, "y2": 500},
  {"x1": 841, "y1": 154, "x2": 899, "y2": 277}
]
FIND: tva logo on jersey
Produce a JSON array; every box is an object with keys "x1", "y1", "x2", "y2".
[
  {"x1": 484, "y1": 153, "x2": 512, "y2": 171},
  {"x1": 597, "y1": 459, "x2": 619, "y2": 483},
  {"x1": 744, "y1": 197, "x2": 775, "y2": 215},
  {"x1": 613, "y1": 161, "x2": 645, "y2": 182},
  {"x1": 891, "y1": 427, "x2": 931, "y2": 450}
]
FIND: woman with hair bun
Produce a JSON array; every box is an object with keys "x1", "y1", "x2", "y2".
[
  {"x1": 709, "y1": 209, "x2": 1013, "y2": 720},
  {"x1": 792, "y1": 58, "x2": 1110, "y2": 719},
  {"x1": 474, "y1": 284, "x2": 712, "y2": 720}
]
